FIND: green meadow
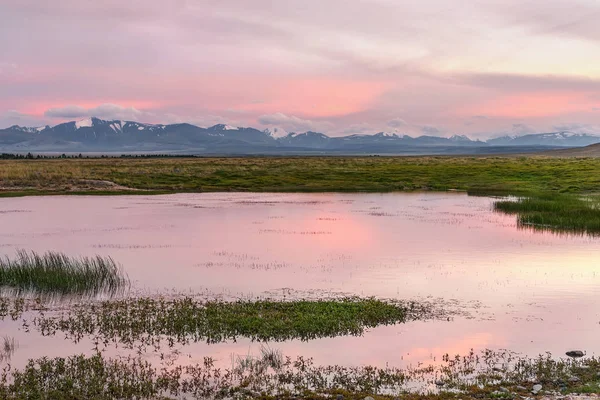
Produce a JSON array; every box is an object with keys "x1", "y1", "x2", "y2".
[{"x1": 1, "y1": 155, "x2": 600, "y2": 195}]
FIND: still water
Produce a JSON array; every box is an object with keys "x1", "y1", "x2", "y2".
[{"x1": 0, "y1": 193, "x2": 599, "y2": 370}]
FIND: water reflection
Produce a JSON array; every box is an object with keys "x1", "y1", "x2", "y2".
[{"x1": 0, "y1": 192, "x2": 599, "y2": 370}]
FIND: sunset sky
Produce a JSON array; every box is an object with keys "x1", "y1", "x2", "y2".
[{"x1": 2, "y1": 0, "x2": 600, "y2": 138}]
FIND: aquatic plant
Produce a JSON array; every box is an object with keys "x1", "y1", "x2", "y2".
[
  {"x1": 1, "y1": 350, "x2": 599, "y2": 399},
  {"x1": 33, "y1": 297, "x2": 418, "y2": 348},
  {"x1": 0, "y1": 250, "x2": 129, "y2": 296},
  {"x1": 494, "y1": 193, "x2": 600, "y2": 235},
  {"x1": 0, "y1": 336, "x2": 16, "y2": 363}
]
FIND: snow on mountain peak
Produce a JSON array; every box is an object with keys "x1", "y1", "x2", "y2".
[
  {"x1": 374, "y1": 132, "x2": 396, "y2": 138},
  {"x1": 109, "y1": 120, "x2": 125, "y2": 133},
  {"x1": 449, "y1": 134, "x2": 470, "y2": 141},
  {"x1": 264, "y1": 127, "x2": 289, "y2": 138},
  {"x1": 74, "y1": 118, "x2": 94, "y2": 129}
]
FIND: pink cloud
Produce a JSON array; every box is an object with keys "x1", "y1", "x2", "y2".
[{"x1": 462, "y1": 92, "x2": 598, "y2": 119}]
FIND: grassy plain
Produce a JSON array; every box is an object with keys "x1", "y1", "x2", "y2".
[{"x1": 1, "y1": 156, "x2": 600, "y2": 195}]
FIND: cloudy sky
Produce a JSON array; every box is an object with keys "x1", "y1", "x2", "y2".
[{"x1": 1, "y1": 0, "x2": 600, "y2": 138}]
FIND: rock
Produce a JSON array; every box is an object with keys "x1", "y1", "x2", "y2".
[
  {"x1": 500, "y1": 387, "x2": 510, "y2": 393},
  {"x1": 569, "y1": 376, "x2": 581, "y2": 383},
  {"x1": 364, "y1": 397, "x2": 375, "y2": 400},
  {"x1": 516, "y1": 386, "x2": 527, "y2": 391},
  {"x1": 532, "y1": 384, "x2": 543, "y2": 394},
  {"x1": 566, "y1": 351, "x2": 585, "y2": 358},
  {"x1": 336, "y1": 395, "x2": 344, "y2": 400},
  {"x1": 435, "y1": 380, "x2": 445, "y2": 386}
]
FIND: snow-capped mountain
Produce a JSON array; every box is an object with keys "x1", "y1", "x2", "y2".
[
  {"x1": 487, "y1": 131, "x2": 600, "y2": 147},
  {"x1": 1, "y1": 117, "x2": 599, "y2": 153},
  {"x1": 263, "y1": 127, "x2": 289, "y2": 138},
  {"x1": 278, "y1": 131, "x2": 331, "y2": 148}
]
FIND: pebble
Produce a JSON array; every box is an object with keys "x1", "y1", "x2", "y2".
[
  {"x1": 569, "y1": 376, "x2": 581, "y2": 383},
  {"x1": 336, "y1": 395, "x2": 344, "y2": 400},
  {"x1": 364, "y1": 397, "x2": 375, "y2": 400},
  {"x1": 532, "y1": 384, "x2": 543, "y2": 394},
  {"x1": 516, "y1": 386, "x2": 528, "y2": 391},
  {"x1": 566, "y1": 351, "x2": 585, "y2": 358},
  {"x1": 435, "y1": 380, "x2": 445, "y2": 386},
  {"x1": 500, "y1": 387, "x2": 510, "y2": 393}
]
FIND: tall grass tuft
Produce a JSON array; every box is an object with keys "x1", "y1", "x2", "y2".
[
  {"x1": 494, "y1": 193, "x2": 600, "y2": 236},
  {"x1": 0, "y1": 250, "x2": 129, "y2": 296},
  {"x1": 0, "y1": 336, "x2": 16, "y2": 363}
]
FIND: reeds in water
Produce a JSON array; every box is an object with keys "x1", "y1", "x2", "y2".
[
  {"x1": 0, "y1": 250, "x2": 129, "y2": 296},
  {"x1": 494, "y1": 193, "x2": 600, "y2": 236}
]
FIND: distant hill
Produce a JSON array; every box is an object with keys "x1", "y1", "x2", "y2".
[
  {"x1": 487, "y1": 131, "x2": 600, "y2": 147},
  {"x1": 2, "y1": 117, "x2": 599, "y2": 154},
  {"x1": 544, "y1": 142, "x2": 600, "y2": 157}
]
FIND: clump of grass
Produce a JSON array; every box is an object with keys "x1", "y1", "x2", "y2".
[
  {"x1": 494, "y1": 193, "x2": 600, "y2": 235},
  {"x1": 259, "y1": 344, "x2": 283, "y2": 370},
  {"x1": 0, "y1": 250, "x2": 129, "y2": 296},
  {"x1": 0, "y1": 336, "x2": 16, "y2": 363},
  {"x1": 230, "y1": 345, "x2": 283, "y2": 375},
  {"x1": 34, "y1": 297, "x2": 417, "y2": 348}
]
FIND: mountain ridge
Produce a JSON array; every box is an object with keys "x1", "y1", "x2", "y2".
[{"x1": 2, "y1": 117, "x2": 600, "y2": 154}]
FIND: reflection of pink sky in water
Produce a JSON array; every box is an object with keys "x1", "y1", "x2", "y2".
[{"x1": 1, "y1": 193, "x2": 599, "y2": 370}]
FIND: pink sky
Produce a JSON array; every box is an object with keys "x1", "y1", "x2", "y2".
[{"x1": 2, "y1": 0, "x2": 600, "y2": 138}]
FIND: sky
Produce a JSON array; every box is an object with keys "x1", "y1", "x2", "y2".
[{"x1": 1, "y1": 0, "x2": 600, "y2": 138}]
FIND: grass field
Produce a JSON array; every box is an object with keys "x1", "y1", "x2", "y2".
[{"x1": 1, "y1": 156, "x2": 600, "y2": 195}]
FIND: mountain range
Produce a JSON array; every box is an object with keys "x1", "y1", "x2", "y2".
[{"x1": 1, "y1": 117, "x2": 599, "y2": 155}]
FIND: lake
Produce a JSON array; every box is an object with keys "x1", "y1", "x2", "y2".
[{"x1": 0, "y1": 192, "x2": 599, "y2": 372}]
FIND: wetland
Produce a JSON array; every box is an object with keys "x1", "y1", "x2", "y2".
[{"x1": 1, "y1": 191, "x2": 599, "y2": 398}]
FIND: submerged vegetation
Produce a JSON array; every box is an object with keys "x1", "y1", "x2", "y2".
[
  {"x1": 0, "y1": 250, "x2": 129, "y2": 296},
  {"x1": 32, "y1": 297, "x2": 420, "y2": 347},
  {"x1": 1, "y1": 350, "x2": 599, "y2": 399},
  {"x1": 494, "y1": 193, "x2": 600, "y2": 235}
]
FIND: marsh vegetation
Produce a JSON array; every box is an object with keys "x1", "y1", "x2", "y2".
[
  {"x1": 31, "y1": 297, "x2": 422, "y2": 347},
  {"x1": 493, "y1": 193, "x2": 600, "y2": 235},
  {"x1": 1, "y1": 350, "x2": 599, "y2": 399},
  {"x1": 0, "y1": 250, "x2": 129, "y2": 296},
  {"x1": 1, "y1": 184, "x2": 600, "y2": 398},
  {"x1": 0, "y1": 336, "x2": 16, "y2": 363}
]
